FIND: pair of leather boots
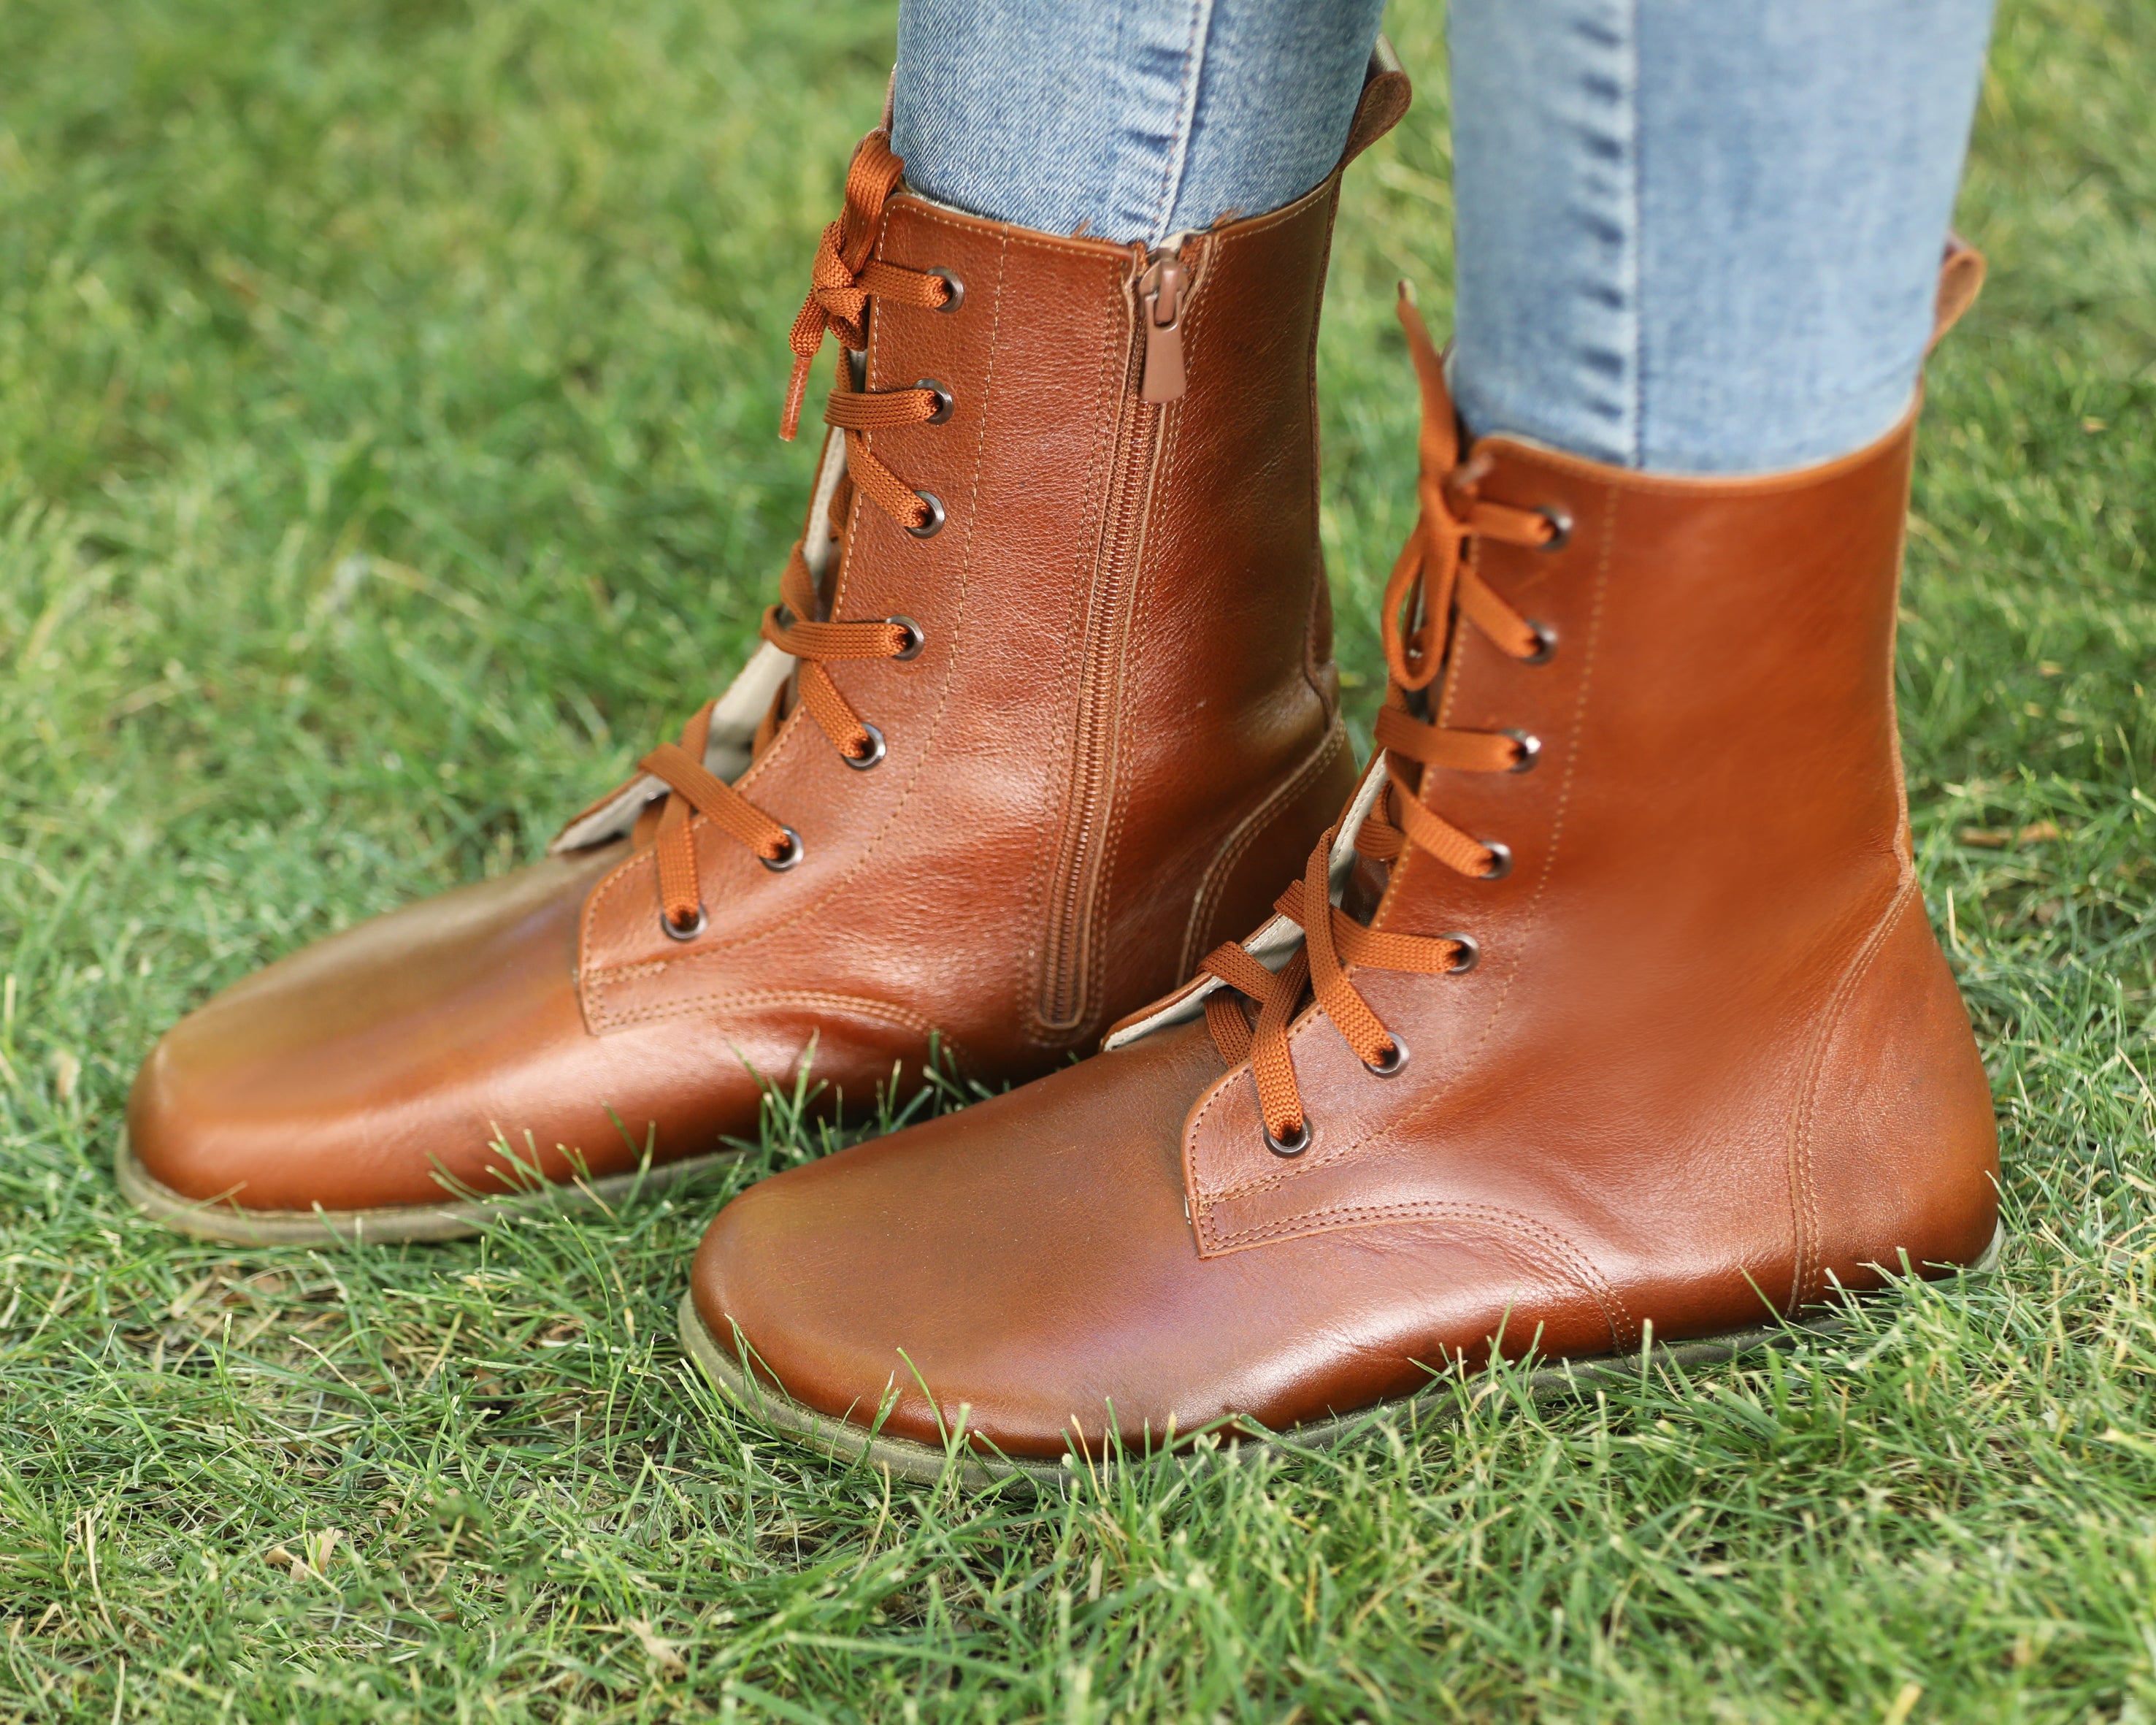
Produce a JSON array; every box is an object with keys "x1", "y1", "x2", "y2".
[{"x1": 124, "y1": 53, "x2": 2001, "y2": 1483}]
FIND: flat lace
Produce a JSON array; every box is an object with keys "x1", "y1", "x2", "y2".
[
  {"x1": 1199, "y1": 286, "x2": 1558, "y2": 1143},
  {"x1": 634, "y1": 130, "x2": 949, "y2": 935}
]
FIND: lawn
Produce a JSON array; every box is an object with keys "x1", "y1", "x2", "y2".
[{"x1": 1, "y1": 0, "x2": 2152, "y2": 1718}]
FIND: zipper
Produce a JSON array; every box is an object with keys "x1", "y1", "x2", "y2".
[
  {"x1": 1138, "y1": 250, "x2": 1189, "y2": 402},
  {"x1": 1036, "y1": 240, "x2": 1189, "y2": 1033}
]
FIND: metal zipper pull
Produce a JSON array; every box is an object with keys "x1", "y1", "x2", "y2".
[{"x1": 1139, "y1": 248, "x2": 1188, "y2": 403}]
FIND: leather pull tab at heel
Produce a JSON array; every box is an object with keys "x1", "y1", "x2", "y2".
[
  {"x1": 1928, "y1": 232, "x2": 1987, "y2": 353},
  {"x1": 1338, "y1": 38, "x2": 1413, "y2": 168}
]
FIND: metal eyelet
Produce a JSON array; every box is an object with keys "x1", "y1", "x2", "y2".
[
  {"x1": 1521, "y1": 620, "x2": 1558, "y2": 665},
  {"x1": 843, "y1": 722, "x2": 886, "y2": 770},
  {"x1": 886, "y1": 616, "x2": 925, "y2": 660},
  {"x1": 1503, "y1": 728, "x2": 1541, "y2": 772},
  {"x1": 1440, "y1": 932, "x2": 1479, "y2": 974},
  {"x1": 908, "y1": 492, "x2": 945, "y2": 538},
  {"x1": 1478, "y1": 841, "x2": 1514, "y2": 881},
  {"x1": 1264, "y1": 1118, "x2": 1311, "y2": 1158},
  {"x1": 761, "y1": 827, "x2": 805, "y2": 872},
  {"x1": 927, "y1": 268, "x2": 964, "y2": 313},
  {"x1": 660, "y1": 905, "x2": 707, "y2": 942},
  {"x1": 914, "y1": 379, "x2": 954, "y2": 424},
  {"x1": 1536, "y1": 506, "x2": 1573, "y2": 551},
  {"x1": 1362, "y1": 1037, "x2": 1408, "y2": 1078}
]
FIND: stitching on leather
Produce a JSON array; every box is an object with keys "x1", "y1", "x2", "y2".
[
  {"x1": 1086, "y1": 233, "x2": 1217, "y2": 1039},
  {"x1": 580, "y1": 226, "x2": 1021, "y2": 1011},
  {"x1": 586, "y1": 985, "x2": 972, "y2": 1071},
  {"x1": 1787, "y1": 874, "x2": 1917, "y2": 1308},
  {"x1": 1024, "y1": 244, "x2": 1161, "y2": 1042},
  {"x1": 1476, "y1": 402, "x2": 1917, "y2": 499},
  {"x1": 1784, "y1": 452, "x2": 1919, "y2": 1309},
  {"x1": 1883, "y1": 508, "x2": 1918, "y2": 873},
  {"x1": 1299, "y1": 182, "x2": 1343, "y2": 708},
  {"x1": 1083, "y1": 273, "x2": 1180, "y2": 1041},
  {"x1": 594, "y1": 986, "x2": 940, "y2": 1034},
  {"x1": 902, "y1": 203, "x2": 1127, "y2": 262},
  {"x1": 985, "y1": 235, "x2": 1110, "y2": 1048},
  {"x1": 1178, "y1": 722, "x2": 1348, "y2": 980},
  {"x1": 1187, "y1": 473, "x2": 1620, "y2": 1205},
  {"x1": 1197, "y1": 1197, "x2": 1633, "y2": 1351},
  {"x1": 1019, "y1": 249, "x2": 1138, "y2": 1048}
]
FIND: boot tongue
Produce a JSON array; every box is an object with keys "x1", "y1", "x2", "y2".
[
  {"x1": 630, "y1": 798, "x2": 665, "y2": 852},
  {"x1": 1338, "y1": 854, "x2": 1391, "y2": 926},
  {"x1": 741, "y1": 419, "x2": 858, "y2": 776}
]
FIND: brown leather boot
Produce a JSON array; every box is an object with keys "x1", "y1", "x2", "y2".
[
  {"x1": 682, "y1": 246, "x2": 2003, "y2": 1485},
  {"x1": 121, "y1": 56, "x2": 1412, "y2": 1243}
]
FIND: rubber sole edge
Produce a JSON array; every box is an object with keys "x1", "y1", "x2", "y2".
[
  {"x1": 677, "y1": 1221, "x2": 2006, "y2": 1493},
  {"x1": 116, "y1": 1131, "x2": 737, "y2": 1246}
]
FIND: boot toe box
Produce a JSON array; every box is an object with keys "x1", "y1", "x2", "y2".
[
  {"x1": 689, "y1": 1022, "x2": 1654, "y2": 1461},
  {"x1": 127, "y1": 852, "x2": 624, "y2": 1214},
  {"x1": 691, "y1": 1028, "x2": 1289, "y2": 1459}
]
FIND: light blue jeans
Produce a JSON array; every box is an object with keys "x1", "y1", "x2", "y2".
[
  {"x1": 890, "y1": 0, "x2": 1995, "y2": 475},
  {"x1": 892, "y1": 0, "x2": 1389, "y2": 246}
]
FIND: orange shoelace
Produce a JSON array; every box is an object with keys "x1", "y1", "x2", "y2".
[
  {"x1": 1197, "y1": 286, "x2": 1562, "y2": 1151},
  {"x1": 637, "y1": 131, "x2": 954, "y2": 938}
]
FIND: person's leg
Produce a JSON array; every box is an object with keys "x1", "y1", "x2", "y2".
[
  {"x1": 891, "y1": 0, "x2": 1387, "y2": 244},
  {"x1": 1449, "y1": 0, "x2": 1995, "y2": 473}
]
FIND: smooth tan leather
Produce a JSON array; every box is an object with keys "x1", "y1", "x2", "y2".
[
  {"x1": 690, "y1": 393, "x2": 2002, "y2": 1460},
  {"x1": 126, "y1": 63, "x2": 1413, "y2": 1217}
]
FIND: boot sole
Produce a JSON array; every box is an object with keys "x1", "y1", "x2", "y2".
[
  {"x1": 115, "y1": 1131, "x2": 737, "y2": 1246},
  {"x1": 678, "y1": 1222, "x2": 2005, "y2": 1492}
]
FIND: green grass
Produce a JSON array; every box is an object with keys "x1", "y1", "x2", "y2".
[{"x1": 1, "y1": 0, "x2": 2152, "y2": 1716}]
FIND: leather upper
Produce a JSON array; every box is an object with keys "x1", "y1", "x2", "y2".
[
  {"x1": 125, "y1": 63, "x2": 1411, "y2": 1214},
  {"x1": 691, "y1": 402, "x2": 2002, "y2": 1459}
]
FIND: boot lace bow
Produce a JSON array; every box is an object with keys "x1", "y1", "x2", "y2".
[{"x1": 1197, "y1": 286, "x2": 1561, "y2": 1151}]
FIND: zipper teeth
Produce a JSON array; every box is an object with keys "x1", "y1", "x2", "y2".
[{"x1": 1038, "y1": 276, "x2": 1161, "y2": 1032}]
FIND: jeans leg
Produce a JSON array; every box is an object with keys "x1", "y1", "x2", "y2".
[
  {"x1": 891, "y1": 0, "x2": 1386, "y2": 246},
  {"x1": 1449, "y1": 0, "x2": 1995, "y2": 475}
]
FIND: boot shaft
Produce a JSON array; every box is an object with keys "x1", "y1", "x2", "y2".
[
  {"x1": 1382, "y1": 418, "x2": 1919, "y2": 973},
  {"x1": 572, "y1": 55, "x2": 1410, "y2": 1063},
  {"x1": 1179, "y1": 408, "x2": 1998, "y2": 1309},
  {"x1": 837, "y1": 181, "x2": 1357, "y2": 1038}
]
